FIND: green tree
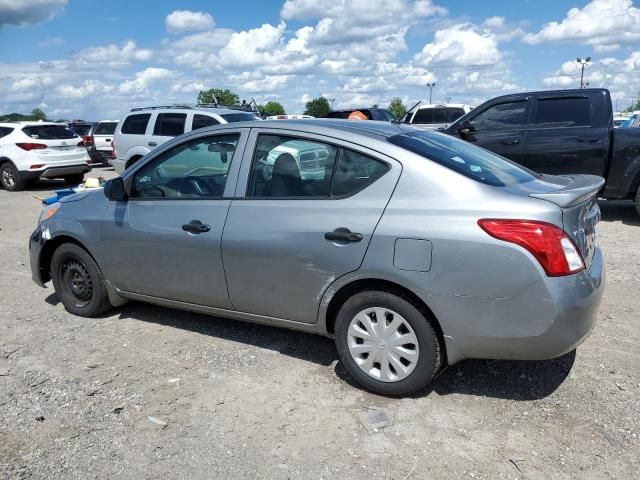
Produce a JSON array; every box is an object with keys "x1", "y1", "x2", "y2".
[
  {"x1": 388, "y1": 97, "x2": 407, "y2": 120},
  {"x1": 303, "y1": 96, "x2": 331, "y2": 118},
  {"x1": 197, "y1": 88, "x2": 240, "y2": 106},
  {"x1": 31, "y1": 108, "x2": 47, "y2": 121},
  {"x1": 262, "y1": 101, "x2": 286, "y2": 116}
]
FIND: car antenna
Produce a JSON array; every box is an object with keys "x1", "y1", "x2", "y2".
[{"x1": 392, "y1": 100, "x2": 421, "y2": 124}]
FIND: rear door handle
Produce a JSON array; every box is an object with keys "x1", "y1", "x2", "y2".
[
  {"x1": 325, "y1": 228, "x2": 363, "y2": 243},
  {"x1": 577, "y1": 137, "x2": 599, "y2": 143},
  {"x1": 500, "y1": 138, "x2": 520, "y2": 145},
  {"x1": 148, "y1": 141, "x2": 158, "y2": 147},
  {"x1": 182, "y1": 220, "x2": 210, "y2": 234}
]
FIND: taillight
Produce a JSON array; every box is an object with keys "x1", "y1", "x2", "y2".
[
  {"x1": 29, "y1": 164, "x2": 45, "y2": 169},
  {"x1": 16, "y1": 143, "x2": 47, "y2": 151},
  {"x1": 77, "y1": 141, "x2": 85, "y2": 147},
  {"x1": 478, "y1": 219, "x2": 585, "y2": 277},
  {"x1": 82, "y1": 135, "x2": 93, "y2": 144}
]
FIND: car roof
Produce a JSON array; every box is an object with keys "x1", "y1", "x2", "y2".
[
  {"x1": 127, "y1": 106, "x2": 258, "y2": 116},
  {"x1": 416, "y1": 103, "x2": 472, "y2": 109},
  {"x1": 0, "y1": 121, "x2": 65, "y2": 127}
]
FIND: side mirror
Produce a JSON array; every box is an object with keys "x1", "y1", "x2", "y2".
[
  {"x1": 459, "y1": 120, "x2": 476, "y2": 136},
  {"x1": 104, "y1": 177, "x2": 127, "y2": 201}
]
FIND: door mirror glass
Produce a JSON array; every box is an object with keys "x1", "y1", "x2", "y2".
[{"x1": 104, "y1": 177, "x2": 127, "y2": 201}]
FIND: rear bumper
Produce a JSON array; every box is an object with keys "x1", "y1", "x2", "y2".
[
  {"x1": 437, "y1": 247, "x2": 605, "y2": 364},
  {"x1": 21, "y1": 164, "x2": 91, "y2": 181}
]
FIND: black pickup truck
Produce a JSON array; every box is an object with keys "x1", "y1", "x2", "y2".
[{"x1": 444, "y1": 88, "x2": 640, "y2": 215}]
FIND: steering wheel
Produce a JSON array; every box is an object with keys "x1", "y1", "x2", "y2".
[{"x1": 177, "y1": 176, "x2": 207, "y2": 198}]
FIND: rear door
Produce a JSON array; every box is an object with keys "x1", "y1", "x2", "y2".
[
  {"x1": 221, "y1": 129, "x2": 401, "y2": 323},
  {"x1": 521, "y1": 93, "x2": 609, "y2": 176},
  {"x1": 463, "y1": 97, "x2": 530, "y2": 163}
]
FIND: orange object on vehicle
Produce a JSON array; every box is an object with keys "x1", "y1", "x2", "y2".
[{"x1": 348, "y1": 111, "x2": 368, "y2": 120}]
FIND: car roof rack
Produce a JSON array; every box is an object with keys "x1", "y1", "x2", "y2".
[
  {"x1": 196, "y1": 96, "x2": 262, "y2": 114},
  {"x1": 130, "y1": 105, "x2": 193, "y2": 112}
]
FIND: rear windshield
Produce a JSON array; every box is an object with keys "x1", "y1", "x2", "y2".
[
  {"x1": 412, "y1": 107, "x2": 465, "y2": 124},
  {"x1": 94, "y1": 122, "x2": 117, "y2": 135},
  {"x1": 389, "y1": 131, "x2": 536, "y2": 187},
  {"x1": 220, "y1": 113, "x2": 261, "y2": 123},
  {"x1": 22, "y1": 125, "x2": 77, "y2": 140}
]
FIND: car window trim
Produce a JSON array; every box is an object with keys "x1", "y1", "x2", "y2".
[
  {"x1": 529, "y1": 94, "x2": 593, "y2": 129},
  {"x1": 242, "y1": 131, "x2": 391, "y2": 200}
]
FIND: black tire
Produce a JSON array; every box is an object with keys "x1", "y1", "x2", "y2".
[
  {"x1": 51, "y1": 243, "x2": 112, "y2": 317},
  {"x1": 635, "y1": 187, "x2": 640, "y2": 217},
  {"x1": 64, "y1": 174, "x2": 85, "y2": 185},
  {"x1": 334, "y1": 290, "x2": 441, "y2": 396},
  {"x1": 0, "y1": 162, "x2": 25, "y2": 191}
]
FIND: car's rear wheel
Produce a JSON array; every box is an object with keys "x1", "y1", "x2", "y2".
[
  {"x1": 334, "y1": 290, "x2": 441, "y2": 396},
  {"x1": 635, "y1": 187, "x2": 640, "y2": 217},
  {"x1": 0, "y1": 162, "x2": 25, "y2": 191},
  {"x1": 51, "y1": 243, "x2": 112, "y2": 317},
  {"x1": 64, "y1": 174, "x2": 85, "y2": 185}
]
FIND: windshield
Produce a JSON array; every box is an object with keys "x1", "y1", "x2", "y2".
[
  {"x1": 388, "y1": 131, "x2": 536, "y2": 187},
  {"x1": 22, "y1": 125, "x2": 78, "y2": 140},
  {"x1": 221, "y1": 113, "x2": 261, "y2": 123}
]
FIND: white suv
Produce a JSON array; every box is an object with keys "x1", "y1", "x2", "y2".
[
  {"x1": 111, "y1": 105, "x2": 261, "y2": 174},
  {"x1": 0, "y1": 122, "x2": 90, "y2": 191},
  {"x1": 403, "y1": 104, "x2": 474, "y2": 130}
]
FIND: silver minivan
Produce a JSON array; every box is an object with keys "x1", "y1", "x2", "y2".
[{"x1": 30, "y1": 120, "x2": 604, "y2": 396}]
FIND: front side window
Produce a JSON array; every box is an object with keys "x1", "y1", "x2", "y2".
[
  {"x1": 121, "y1": 114, "x2": 151, "y2": 135},
  {"x1": 131, "y1": 134, "x2": 239, "y2": 199},
  {"x1": 192, "y1": 114, "x2": 219, "y2": 131},
  {"x1": 248, "y1": 135, "x2": 338, "y2": 197},
  {"x1": 533, "y1": 97, "x2": 591, "y2": 128},
  {"x1": 153, "y1": 113, "x2": 187, "y2": 137},
  {"x1": 470, "y1": 101, "x2": 527, "y2": 131}
]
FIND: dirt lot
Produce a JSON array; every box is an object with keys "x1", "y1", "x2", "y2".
[{"x1": 0, "y1": 167, "x2": 638, "y2": 479}]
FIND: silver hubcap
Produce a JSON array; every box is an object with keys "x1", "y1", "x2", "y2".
[
  {"x1": 347, "y1": 307, "x2": 419, "y2": 383},
  {"x1": 2, "y1": 167, "x2": 15, "y2": 187}
]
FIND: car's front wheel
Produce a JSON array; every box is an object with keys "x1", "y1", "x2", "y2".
[
  {"x1": 0, "y1": 162, "x2": 25, "y2": 191},
  {"x1": 334, "y1": 290, "x2": 442, "y2": 396},
  {"x1": 51, "y1": 243, "x2": 112, "y2": 317}
]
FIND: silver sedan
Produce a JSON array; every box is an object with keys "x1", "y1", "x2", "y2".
[{"x1": 30, "y1": 120, "x2": 604, "y2": 396}]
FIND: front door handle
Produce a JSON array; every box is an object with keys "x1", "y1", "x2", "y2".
[
  {"x1": 148, "y1": 141, "x2": 158, "y2": 147},
  {"x1": 577, "y1": 137, "x2": 599, "y2": 143},
  {"x1": 325, "y1": 228, "x2": 363, "y2": 243},
  {"x1": 182, "y1": 220, "x2": 210, "y2": 234},
  {"x1": 500, "y1": 138, "x2": 520, "y2": 145}
]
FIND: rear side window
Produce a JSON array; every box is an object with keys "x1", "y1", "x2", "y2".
[
  {"x1": 22, "y1": 125, "x2": 77, "y2": 139},
  {"x1": 94, "y1": 122, "x2": 117, "y2": 135},
  {"x1": 389, "y1": 131, "x2": 536, "y2": 187},
  {"x1": 534, "y1": 97, "x2": 591, "y2": 128},
  {"x1": 153, "y1": 113, "x2": 187, "y2": 137},
  {"x1": 331, "y1": 149, "x2": 389, "y2": 196},
  {"x1": 0, "y1": 127, "x2": 14, "y2": 138},
  {"x1": 121, "y1": 114, "x2": 151, "y2": 135},
  {"x1": 192, "y1": 114, "x2": 220, "y2": 131}
]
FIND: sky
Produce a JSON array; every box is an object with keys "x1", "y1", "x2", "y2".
[{"x1": 0, "y1": 0, "x2": 639, "y2": 120}]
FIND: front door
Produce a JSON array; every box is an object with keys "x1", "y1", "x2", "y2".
[
  {"x1": 463, "y1": 98, "x2": 530, "y2": 163},
  {"x1": 221, "y1": 131, "x2": 401, "y2": 323},
  {"x1": 99, "y1": 130, "x2": 247, "y2": 308}
]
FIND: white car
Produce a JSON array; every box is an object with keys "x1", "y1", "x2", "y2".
[
  {"x1": 403, "y1": 104, "x2": 474, "y2": 130},
  {"x1": 0, "y1": 122, "x2": 90, "y2": 191},
  {"x1": 111, "y1": 105, "x2": 262, "y2": 174},
  {"x1": 87, "y1": 120, "x2": 118, "y2": 166}
]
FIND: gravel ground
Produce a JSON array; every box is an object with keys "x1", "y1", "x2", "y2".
[{"x1": 1, "y1": 167, "x2": 639, "y2": 479}]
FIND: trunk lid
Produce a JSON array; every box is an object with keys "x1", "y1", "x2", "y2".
[{"x1": 527, "y1": 174, "x2": 604, "y2": 269}]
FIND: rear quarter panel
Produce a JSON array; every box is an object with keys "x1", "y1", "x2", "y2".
[{"x1": 604, "y1": 128, "x2": 640, "y2": 198}]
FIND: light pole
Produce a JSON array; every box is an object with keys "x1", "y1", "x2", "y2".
[
  {"x1": 329, "y1": 98, "x2": 335, "y2": 110},
  {"x1": 426, "y1": 83, "x2": 436, "y2": 104},
  {"x1": 445, "y1": 97, "x2": 452, "y2": 104},
  {"x1": 576, "y1": 57, "x2": 591, "y2": 88}
]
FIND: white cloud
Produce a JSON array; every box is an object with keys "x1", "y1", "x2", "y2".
[
  {"x1": 523, "y1": 0, "x2": 640, "y2": 49},
  {"x1": 75, "y1": 40, "x2": 152, "y2": 68},
  {"x1": 165, "y1": 10, "x2": 214, "y2": 34},
  {"x1": 119, "y1": 68, "x2": 173, "y2": 94},
  {"x1": 0, "y1": 0, "x2": 66, "y2": 28},
  {"x1": 414, "y1": 24, "x2": 504, "y2": 67}
]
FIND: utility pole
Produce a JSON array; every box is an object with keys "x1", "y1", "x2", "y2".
[
  {"x1": 426, "y1": 83, "x2": 436, "y2": 104},
  {"x1": 329, "y1": 98, "x2": 335, "y2": 110},
  {"x1": 576, "y1": 57, "x2": 591, "y2": 88},
  {"x1": 445, "y1": 97, "x2": 452, "y2": 104}
]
